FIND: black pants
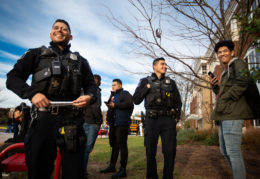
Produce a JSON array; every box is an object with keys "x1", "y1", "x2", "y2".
[
  {"x1": 25, "y1": 111, "x2": 85, "y2": 179},
  {"x1": 145, "y1": 116, "x2": 177, "y2": 179},
  {"x1": 109, "y1": 125, "x2": 129, "y2": 168}
]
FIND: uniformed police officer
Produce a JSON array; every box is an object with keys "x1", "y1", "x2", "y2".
[
  {"x1": 6, "y1": 19, "x2": 97, "y2": 179},
  {"x1": 133, "y1": 57, "x2": 182, "y2": 179}
]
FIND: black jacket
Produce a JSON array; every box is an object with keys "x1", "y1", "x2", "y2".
[
  {"x1": 6, "y1": 42, "x2": 97, "y2": 101},
  {"x1": 107, "y1": 89, "x2": 134, "y2": 126},
  {"x1": 83, "y1": 87, "x2": 102, "y2": 125}
]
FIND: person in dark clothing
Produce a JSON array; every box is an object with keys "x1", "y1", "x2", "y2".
[
  {"x1": 0, "y1": 103, "x2": 31, "y2": 152},
  {"x1": 133, "y1": 57, "x2": 182, "y2": 179},
  {"x1": 4, "y1": 116, "x2": 12, "y2": 133},
  {"x1": 5, "y1": 103, "x2": 31, "y2": 144},
  {"x1": 6, "y1": 19, "x2": 97, "y2": 179},
  {"x1": 100, "y1": 79, "x2": 134, "y2": 178},
  {"x1": 83, "y1": 74, "x2": 103, "y2": 179}
]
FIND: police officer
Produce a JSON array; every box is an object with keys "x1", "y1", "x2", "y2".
[
  {"x1": 6, "y1": 19, "x2": 97, "y2": 179},
  {"x1": 133, "y1": 57, "x2": 182, "y2": 179}
]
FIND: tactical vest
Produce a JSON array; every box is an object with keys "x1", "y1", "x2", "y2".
[
  {"x1": 145, "y1": 75, "x2": 175, "y2": 110},
  {"x1": 31, "y1": 46, "x2": 82, "y2": 100}
]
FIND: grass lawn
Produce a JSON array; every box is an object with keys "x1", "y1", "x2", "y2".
[{"x1": 90, "y1": 136, "x2": 147, "y2": 179}]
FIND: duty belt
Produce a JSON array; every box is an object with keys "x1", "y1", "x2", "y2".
[
  {"x1": 38, "y1": 106, "x2": 79, "y2": 115},
  {"x1": 146, "y1": 109, "x2": 176, "y2": 119}
]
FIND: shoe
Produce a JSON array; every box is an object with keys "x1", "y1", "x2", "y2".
[
  {"x1": 111, "y1": 167, "x2": 127, "y2": 178},
  {"x1": 100, "y1": 165, "x2": 116, "y2": 173}
]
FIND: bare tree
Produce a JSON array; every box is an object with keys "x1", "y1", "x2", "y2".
[
  {"x1": 105, "y1": 0, "x2": 256, "y2": 124},
  {"x1": 106, "y1": 0, "x2": 254, "y2": 88},
  {"x1": 176, "y1": 80, "x2": 193, "y2": 123}
]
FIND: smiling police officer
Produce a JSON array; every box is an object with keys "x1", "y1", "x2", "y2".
[
  {"x1": 6, "y1": 19, "x2": 97, "y2": 179},
  {"x1": 133, "y1": 57, "x2": 182, "y2": 179}
]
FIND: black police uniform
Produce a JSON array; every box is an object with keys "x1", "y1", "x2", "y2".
[
  {"x1": 6, "y1": 42, "x2": 97, "y2": 179},
  {"x1": 133, "y1": 73, "x2": 182, "y2": 179}
]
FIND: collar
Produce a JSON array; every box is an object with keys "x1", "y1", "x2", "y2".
[
  {"x1": 151, "y1": 73, "x2": 165, "y2": 80},
  {"x1": 115, "y1": 88, "x2": 123, "y2": 94},
  {"x1": 220, "y1": 57, "x2": 238, "y2": 80},
  {"x1": 50, "y1": 41, "x2": 71, "y2": 55}
]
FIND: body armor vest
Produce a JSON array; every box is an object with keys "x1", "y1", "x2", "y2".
[
  {"x1": 145, "y1": 75, "x2": 175, "y2": 110},
  {"x1": 31, "y1": 46, "x2": 82, "y2": 100}
]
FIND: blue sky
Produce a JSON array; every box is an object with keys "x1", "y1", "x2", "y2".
[{"x1": 0, "y1": 0, "x2": 153, "y2": 113}]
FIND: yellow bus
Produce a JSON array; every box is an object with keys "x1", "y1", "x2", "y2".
[{"x1": 129, "y1": 116, "x2": 141, "y2": 134}]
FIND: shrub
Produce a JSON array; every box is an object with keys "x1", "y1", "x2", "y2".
[
  {"x1": 183, "y1": 120, "x2": 190, "y2": 129},
  {"x1": 177, "y1": 128, "x2": 219, "y2": 146},
  {"x1": 193, "y1": 130, "x2": 209, "y2": 141},
  {"x1": 177, "y1": 128, "x2": 195, "y2": 145},
  {"x1": 0, "y1": 117, "x2": 8, "y2": 125},
  {"x1": 205, "y1": 129, "x2": 219, "y2": 146}
]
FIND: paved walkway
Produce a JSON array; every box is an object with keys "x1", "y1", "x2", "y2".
[{"x1": 0, "y1": 132, "x2": 13, "y2": 143}]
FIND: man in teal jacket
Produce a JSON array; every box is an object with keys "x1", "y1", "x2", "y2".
[{"x1": 210, "y1": 40, "x2": 253, "y2": 179}]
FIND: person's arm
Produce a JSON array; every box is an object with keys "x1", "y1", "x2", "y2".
[
  {"x1": 172, "y1": 80, "x2": 182, "y2": 119},
  {"x1": 114, "y1": 91, "x2": 133, "y2": 109},
  {"x1": 6, "y1": 48, "x2": 41, "y2": 100},
  {"x1": 73, "y1": 57, "x2": 97, "y2": 108},
  {"x1": 92, "y1": 89, "x2": 102, "y2": 120},
  {"x1": 81, "y1": 57, "x2": 97, "y2": 98},
  {"x1": 133, "y1": 78, "x2": 149, "y2": 105}
]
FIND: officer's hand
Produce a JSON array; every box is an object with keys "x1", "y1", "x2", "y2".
[
  {"x1": 107, "y1": 102, "x2": 115, "y2": 109},
  {"x1": 73, "y1": 95, "x2": 91, "y2": 108},
  {"x1": 31, "y1": 93, "x2": 50, "y2": 108},
  {"x1": 147, "y1": 83, "x2": 151, "y2": 88},
  {"x1": 210, "y1": 77, "x2": 218, "y2": 86}
]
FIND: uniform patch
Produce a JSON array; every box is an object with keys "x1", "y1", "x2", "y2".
[
  {"x1": 165, "y1": 79, "x2": 171, "y2": 84},
  {"x1": 70, "y1": 53, "x2": 78, "y2": 60}
]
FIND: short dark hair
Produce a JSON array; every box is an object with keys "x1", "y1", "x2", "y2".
[
  {"x1": 15, "y1": 106, "x2": 22, "y2": 112},
  {"x1": 113, "y1": 79, "x2": 122, "y2": 85},
  {"x1": 94, "y1": 74, "x2": 101, "y2": 82},
  {"x1": 53, "y1": 19, "x2": 71, "y2": 33},
  {"x1": 214, "y1": 40, "x2": 234, "y2": 53},
  {"x1": 153, "y1": 57, "x2": 165, "y2": 66},
  {"x1": 15, "y1": 102, "x2": 27, "y2": 111}
]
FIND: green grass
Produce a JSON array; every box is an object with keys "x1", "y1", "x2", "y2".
[{"x1": 90, "y1": 136, "x2": 147, "y2": 178}]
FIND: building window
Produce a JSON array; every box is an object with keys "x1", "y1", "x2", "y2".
[
  {"x1": 256, "y1": 51, "x2": 260, "y2": 68},
  {"x1": 245, "y1": 47, "x2": 260, "y2": 70},
  {"x1": 249, "y1": 0, "x2": 259, "y2": 21},
  {"x1": 249, "y1": 51, "x2": 255, "y2": 70},
  {"x1": 252, "y1": 0, "x2": 257, "y2": 11},
  {"x1": 201, "y1": 64, "x2": 207, "y2": 74}
]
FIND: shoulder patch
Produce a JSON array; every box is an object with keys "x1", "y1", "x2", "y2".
[
  {"x1": 165, "y1": 77, "x2": 171, "y2": 84},
  {"x1": 70, "y1": 53, "x2": 78, "y2": 60}
]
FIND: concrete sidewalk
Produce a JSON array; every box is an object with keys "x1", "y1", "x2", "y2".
[{"x1": 0, "y1": 132, "x2": 13, "y2": 143}]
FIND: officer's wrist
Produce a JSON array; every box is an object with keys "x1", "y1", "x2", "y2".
[{"x1": 86, "y1": 93, "x2": 95, "y2": 104}]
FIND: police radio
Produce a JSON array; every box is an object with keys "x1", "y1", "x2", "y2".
[{"x1": 52, "y1": 59, "x2": 61, "y2": 75}]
